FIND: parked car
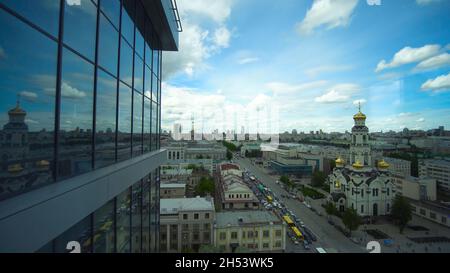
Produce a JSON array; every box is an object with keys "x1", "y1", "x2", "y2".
[{"x1": 303, "y1": 241, "x2": 311, "y2": 250}]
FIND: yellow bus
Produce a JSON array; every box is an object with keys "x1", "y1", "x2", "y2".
[
  {"x1": 291, "y1": 226, "x2": 304, "y2": 240},
  {"x1": 283, "y1": 215, "x2": 295, "y2": 227}
]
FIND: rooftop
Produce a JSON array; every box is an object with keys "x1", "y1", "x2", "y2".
[
  {"x1": 160, "y1": 183, "x2": 186, "y2": 189},
  {"x1": 160, "y1": 197, "x2": 214, "y2": 215},
  {"x1": 215, "y1": 210, "x2": 281, "y2": 228}
]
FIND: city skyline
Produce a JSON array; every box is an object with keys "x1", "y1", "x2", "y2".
[{"x1": 162, "y1": 0, "x2": 450, "y2": 134}]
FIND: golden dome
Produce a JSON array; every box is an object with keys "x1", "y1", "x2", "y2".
[
  {"x1": 8, "y1": 164, "x2": 24, "y2": 173},
  {"x1": 353, "y1": 111, "x2": 366, "y2": 120},
  {"x1": 352, "y1": 161, "x2": 364, "y2": 169},
  {"x1": 378, "y1": 159, "x2": 390, "y2": 169},
  {"x1": 335, "y1": 157, "x2": 345, "y2": 165}
]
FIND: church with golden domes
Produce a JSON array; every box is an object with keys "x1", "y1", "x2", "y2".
[{"x1": 328, "y1": 105, "x2": 394, "y2": 217}]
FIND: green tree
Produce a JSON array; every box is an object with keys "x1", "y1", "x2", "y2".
[
  {"x1": 280, "y1": 175, "x2": 290, "y2": 184},
  {"x1": 195, "y1": 177, "x2": 215, "y2": 197},
  {"x1": 391, "y1": 195, "x2": 412, "y2": 233},
  {"x1": 226, "y1": 150, "x2": 233, "y2": 160},
  {"x1": 311, "y1": 170, "x2": 327, "y2": 187},
  {"x1": 329, "y1": 159, "x2": 336, "y2": 170},
  {"x1": 324, "y1": 202, "x2": 338, "y2": 219},
  {"x1": 342, "y1": 208, "x2": 362, "y2": 236}
]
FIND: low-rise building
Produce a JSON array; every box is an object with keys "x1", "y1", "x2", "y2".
[
  {"x1": 214, "y1": 211, "x2": 286, "y2": 253},
  {"x1": 392, "y1": 175, "x2": 437, "y2": 201},
  {"x1": 160, "y1": 183, "x2": 186, "y2": 199},
  {"x1": 216, "y1": 163, "x2": 259, "y2": 210},
  {"x1": 160, "y1": 197, "x2": 215, "y2": 253},
  {"x1": 409, "y1": 199, "x2": 450, "y2": 228},
  {"x1": 419, "y1": 158, "x2": 450, "y2": 195},
  {"x1": 384, "y1": 157, "x2": 412, "y2": 177}
]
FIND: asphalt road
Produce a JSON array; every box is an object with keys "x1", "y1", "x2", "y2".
[{"x1": 235, "y1": 157, "x2": 367, "y2": 253}]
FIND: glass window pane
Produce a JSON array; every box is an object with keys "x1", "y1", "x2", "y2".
[
  {"x1": 144, "y1": 65, "x2": 152, "y2": 100},
  {"x1": 131, "y1": 180, "x2": 142, "y2": 253},
  {"x1": 0, "y1": 10, "x2": 56, "y2": 201},
  {"x1": 63, "y1": 0, "x2": 97, "y2": 61},
  {"x1": 99, "y1": 14, "x2": 119, "y2": 76},
  {"x1": 2, "y1": 0, "x2": 60, "y2": 37},
  {"x1": 117, "y1": 83, "x2": 131, "y2": 161},
  {"x1": 152, "y1": 73, "x2": 158, "y2": 103},
  {"x1": 150, "y1": 172, "x2": 158, "y2": 251},
  {"x1": 93, "y1": 199, "x2": 115, "y2": 253},
  {"x1": 119, "y1": 40, "x2": 133, "y2": 86},
  {"x1": 152, "y1": 49, "x2": 159, "y2": 77},
  {"x1": 121, "y1": 3, "x2": 134, "y2": 46},
  {"x1": 58, "y1": 48, "x2": 94, "y2": 180},
  {"x1": 134, "y1": 55, "x2": 143, "y2": 92},
  {"x1": 142, "y1": 177, "x2": 150, "y2": 252},
  {"x1": 116, "y1": 187, "x2": 131, "y2": 253},
  {"x1": 54, "y1": 215, "x2": 92, "y2": 253},
  {"x1": 143, "y1": 97, "x2": 151, "y2": 153},
  {"x1": 133, "y1": 92, "x2": 142, "y2": 157},
  {"x1": 100, "y1": 0, "x2": 120, "y2": 28},
  {"x1": 95, "y1": 70, "x2": 117, "y2": 169},
  {"x1": 151, "y1": 101, "x2": 157, "y2": 151}
]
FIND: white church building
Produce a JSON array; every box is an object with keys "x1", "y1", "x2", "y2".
[{"x1": 328, "y1": 105, "x2": 395, "y2": 217}]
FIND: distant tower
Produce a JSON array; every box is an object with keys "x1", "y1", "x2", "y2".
[
  {"x1": 350, "y1": 102, "x2": 371, "y2": 166},
  {"x1": 190, "y1": 114, "x2": 195, "y2": 141}
]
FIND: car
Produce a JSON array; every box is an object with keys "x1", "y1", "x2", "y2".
[
  {"x1": 299, "y1": 221, "x2": 305, "y2": 227},
  {"x1": 303, "y1": 241, "x2": 311, "y2": 250},
  {"x1": 328, "y1": 219, "x2": 335, "y2": 226},
  {"x1": 294, "y1": 240, "x2": 300, "y2": 245}
]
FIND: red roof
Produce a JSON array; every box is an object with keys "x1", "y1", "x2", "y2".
[{"x1": 220, "y1": 163, "x2": 240, "y2": 171}]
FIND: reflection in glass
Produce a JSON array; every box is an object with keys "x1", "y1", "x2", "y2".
[
  {"x1": 116, "y1": 187, "x2": 131, "y2": 253},
  {"x1": 117, "y1": 83, "x2": 131, "y2": 161},
  {"x1": 2, "y1": 0, "x2": 60, "y2": 37},
  {"x1": 63, "y1": 0, "x2": 97, "y2": 61},
  {"x1": 151, "y1": 101, "x2": 158, "y2": 151},
  {"x1": 0, "y1": 9, "x2": 57, "y2": 201},
  {"x1": 133, "y1": 92, "x2": 143, "y2": 157},
  {"x1": 153, "y1": 49, "x2": 159, "y2": 78},
  {"x1": 98, "y1": 14, "x2": 119, "y2": 76},
  {"x1": 152, "y1": 73, "x2": 158, "y2": 103},
  {"x1": 143, "y1": 97, "x2": 151, "y2": 153},
  {"x1": 54, "y1": 215, "x2": 92, "y2": 253},
  {"x1": 100, "y1": 0, "x2": 120, "y2": 28},
  {"x1": 95, "y1": 70, "x2": 117, "y2": 169},
  {"x1": 131, "y1": 180, "x2": 142, "y2": 253},
  {"x1": 59, "y1": 48, "x2": 94, "y2": 180},
  {"x1": 134, "y1": 55, "x2": 144, "y2": 93},
  {"x1": 142, "y1": 176, "x2": 150, "y2": 252},
  {"x1": 119, "y1": 39, "x2": 133, "y2": 87},
  {"x1": 121, "y1": 3, "x2": 134, "y2": 46},
  {"x1": 93, "y1": 199, "x2": 115, "y2": 253},
  {"x1": 150, "y1": 172, "x2": 157, "y2": 252}
]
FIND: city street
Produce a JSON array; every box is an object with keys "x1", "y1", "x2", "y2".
[{"x1": 235, "y1": 157, "x2": 368, "y2": 253}]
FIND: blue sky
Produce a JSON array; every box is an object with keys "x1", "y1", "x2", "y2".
[{"x1": 163, "y1": 0, "x2": 450, "y2": 134}]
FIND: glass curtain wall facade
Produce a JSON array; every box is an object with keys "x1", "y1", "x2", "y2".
[{"x1": 0, "y1": 0, "x2": 177, "y2": 253}]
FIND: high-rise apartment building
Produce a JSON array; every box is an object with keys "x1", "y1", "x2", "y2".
[{"x1": 0, "y1": 0, "x2": 180, "y2": 253}]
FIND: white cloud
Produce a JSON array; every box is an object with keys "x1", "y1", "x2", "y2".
[
  {"x1": 266, "y1": 81, "x2": 328, "y2": 95},
  {"x1": 238, "y1": 57, "x2": 260, "y2": 65},
  {"x1": 415, "y1": 53, "x2": 450, "y2": 71},
  {"x1": 421, "y1": 72, "x2": 450, "y2": 93},
  {"x1": 213, "y1": 26, "x2": 231, "y2": 48},
  {"x1": 416, "y1": 0, "x2": 441, "y2": 5},
  {"x1": 375, "y1": 44, "x2": 441, "y2": 72},
  {"x1": 178, "y1": 0, "x2": 233, "y2": 24},
  {"x1": 416, "y1": 118, "x2": 425, "y2": 122},
  {"x1": 315, "y1": 84, "x2": 360, "y2": 103},
  {"x1": 305, "y1": 64, "x2": 353, "y2": 77},
  {"x1": 20, "y1": 91, "x2": 38, "y2": 102},
  {"x1": 353, "y1": 99, "x2": 367, "y2": 106},
  {"x1": 163, "y1": 0, "x2": 234, "y2": 78},
  {"x1": 297, "y1": 0, "x2": 359, "y2": 35},
  {"x1": 61, "y1": 82, "x2": 87, "y2": 99}
]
